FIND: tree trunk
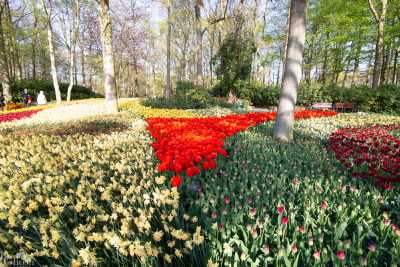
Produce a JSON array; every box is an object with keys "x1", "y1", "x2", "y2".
[
  {"x1": 98, "y1": 0, "x2": 118, "y2": 112},
  {"x1": 320, "y1": 35, "x2": 329, "y2": 84},
  {"x1": 282, "y1": 4, "x2": 291, "y2": 75},
  {"x1": 365, "y1": 49, "x2": 373, "y2": 85},
  {"x1": 134, "y1": 57, "x2": 139, "y2": 92},
  {"x1": 67, "y1": 49, "x2": 75, "y2": 101},
  {"x1": 0, "y1": 4, "x2": 11, "y2": 102},
  {"x1": 351, "y1": 38, "x2": 362, "y2": 86},
  {"x1": 195, "y1": 0, "x2": 203, "y2": 86},
  {"x1": 274, "y1": 0, "x2": 307, "y2": 143},
  {"x1": 41, "y1": 0, "x2": 62, "y2": 104},
  {"x1": 165, "y1": 4, "x2": 172, "y2": 98},
  {"x1": 67, "y1": 0, "x2": 80, "y2": 102},
  {"x1": 47, "y1": 25, "x2": 62, "y2": 103},
  {"x1": 368, "y1": 0, "x2": 388, "y2": 89},
  {"x1": 81, "y1": 45, "x2": 85, "y2": 85},
  {"x1": 393, "y1": 47, "x2": 398, "y2": 84},
  {"x1": 342, "y1": 42, "x2": 354, "y2": 87},
  {"x1": 380, "y1": 43, "x2": 390, "y2": 85}
]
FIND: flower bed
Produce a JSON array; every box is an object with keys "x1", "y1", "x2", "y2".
[
  {"x1": 0, "y1": 117, "x2": 204, "y2": 266},
  {"x1": 147, "y1": 110, "x2": 337, "y2": 186},
  {"x1": 119, "y1": 100, "x2": 200, "y2": 118},
  {"x1": 329, "y1": 125, "x2": 400, "y2": 188},
  {"x1": 186, "y1": 123, "x2": 400, "y2": 266},
  {"x1": 0, "y1": 109, "x2": 43, "y2": 123}
]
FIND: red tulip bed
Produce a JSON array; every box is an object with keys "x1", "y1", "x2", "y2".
[
  {"x1": 0, "y1": 109, "x2": 42, "y2": 123},
  {"x1": 329, "y1": 125, "x2": 400, "y2": 189},
  {"x1": 146, "y1": 110, "x2": 337, "y2": 187}
]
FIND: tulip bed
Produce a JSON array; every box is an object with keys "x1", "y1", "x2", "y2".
[
  {"x1": 1, "y1": 100, "x2": 400, "y2": 267},
  {"x1": 147, "y1": 110, "x2": 337, "y2": 186},
  {"x1": 0, "y1": 109, "x2": 43, "y2": 123},
  {"x1": 183, "y1": 121, "x2": 400, "y2": 266},
  {"x1": 329, "y1": 125, "x2": 400, "y2": 189}
]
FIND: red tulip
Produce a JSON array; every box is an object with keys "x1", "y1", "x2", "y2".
[
  {"x1": 277, "y1": 206, "x2": 285, "y2": 214},
  {"x1": 170, "y1": 175, "x2": 182, "y2": 187},
  {"x1": 336, "y1": 250, "x2": 345, "y2": 261},
  {"x1": 281, "y1": 217, "x2": 288, "y2": 225}
]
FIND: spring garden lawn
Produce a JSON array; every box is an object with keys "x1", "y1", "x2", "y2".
[{"x1": 1, "y1": 99, "x2": 400, "y2": 267}]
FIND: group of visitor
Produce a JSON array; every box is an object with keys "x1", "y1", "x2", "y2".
[{"x1": 0, "y1": 89, "x2": 47, "y2": 111}]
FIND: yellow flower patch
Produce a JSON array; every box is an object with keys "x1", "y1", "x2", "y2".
[
  {"x1": 0, "y1": 116, "x2": 203, "y2": 266},
  {"x1": 119, "y1": 99, "x2": 201, "y2": 118}
]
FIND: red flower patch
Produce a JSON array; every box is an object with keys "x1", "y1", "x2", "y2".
[
  {"x1": 147, "y1": 110, "x2": 336, "y2": 183},
  {"x1": 0, "y1": 109, "x2": 42, "y2": 123},
  {"x1": 329, "y1": 125, "x2": 400, "y2": 188}
]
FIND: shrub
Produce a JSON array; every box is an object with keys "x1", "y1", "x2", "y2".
[
  {"x1": 9, "y1": 79, "x2": 102, "y2": 102},
  {"x1": 250, "y1": 85, "x2": 280, "y2": 107},
  {"x1": 249, "y1": 83, "x2": 400, "y2": 113}
]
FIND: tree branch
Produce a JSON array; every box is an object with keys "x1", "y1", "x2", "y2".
[
  {"x1": 201, "y1": 0, "x2": 230, "y2": 35},
  {"x1": 368, "y1": 0, "x2": 379, "y2": 22}
]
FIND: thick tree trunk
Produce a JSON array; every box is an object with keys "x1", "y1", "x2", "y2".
[
  {"x1": 98, "y1": 0, "x2": 118, "y2": 113},
  {"x1": 274, "y1": 0, "x2": 307, "y2": 142},
  {"x1": 165, "y1": 4, "x2": 172, "y2": 98},
  {"x1": 368, "y1": 0, "x2": 387, "y2": 89}
]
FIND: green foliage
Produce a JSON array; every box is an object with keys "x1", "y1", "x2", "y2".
[
  {"x1": 212, "y1": 32, "x2": 256, "y2": 97},
  {"x1": 326, "y1": 85, "x2": 400, "y2": 114},
  {"x1": 245, "y1": 83, "x2": 400, "y2": 114},
  {"x1": 175, "y1": 81, "x2": 199, "y2": 97},
  {"x1": 142, "y1": 81, "x2": 234, "y2": 110},
  {"x1": 250, "y1": 84, "x2": 280, "y2": 107},
  {"x1": 9, "y1": 79, "x2": 102, "y2": 102}
]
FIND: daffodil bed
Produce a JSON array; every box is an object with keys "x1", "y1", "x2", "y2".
[
  {"x1": 1, "y1": 102, "x2": 400, "y2": 267},
  {"x1": 0, "y1": 114, "x2": 205, "y2": 267}
]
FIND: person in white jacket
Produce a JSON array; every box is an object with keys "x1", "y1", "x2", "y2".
[{"x1": 37, "y1": 91, "x2": 47, "y2": 105}]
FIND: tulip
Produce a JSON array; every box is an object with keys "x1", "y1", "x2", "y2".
[
  {"x1": 277, "y1": 206, "x2": 285, "y2": 214},
  {"x1": 336, "y1": 250, "x2": 345, "y2": 261},
  {"x1": 170, "y1": 176, "x2": 182, "y2": 187},
  {"x1": 313, "y1": 250, "x2": 320, "y2": 260}
]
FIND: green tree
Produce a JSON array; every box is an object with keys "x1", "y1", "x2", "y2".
[{"x1": 212, "y1": 31, "x2": 256, "y2": 97}]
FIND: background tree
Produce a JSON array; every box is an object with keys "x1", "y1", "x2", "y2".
[
  {"x1": 368, "y1": 0, "x2": 388, "y2": 89},
  {"x1": 41, "y1": 0, "x2": 62, "y2": 104},
  {"x1": 96, "y1": 0, "x2": 118, "y2": 112}
]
